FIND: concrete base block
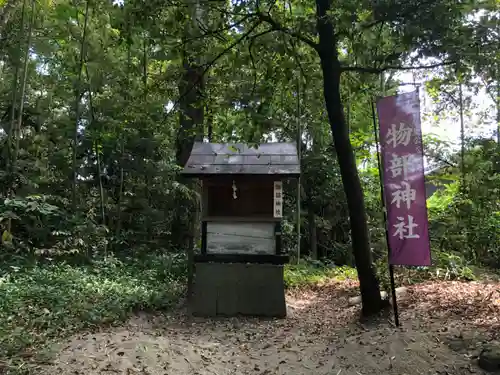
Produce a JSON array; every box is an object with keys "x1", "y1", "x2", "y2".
[{"x1": 191, "y1": 262, "x2": 286, "y2": 318}]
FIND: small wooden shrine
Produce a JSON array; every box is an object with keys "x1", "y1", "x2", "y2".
[{"x1": 181, "y1": 142, "x2": 300, "y2": 317}]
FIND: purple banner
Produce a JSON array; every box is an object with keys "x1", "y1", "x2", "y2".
[{"x1": 376, "y1": 91, "x2": 431, "y2": 266}]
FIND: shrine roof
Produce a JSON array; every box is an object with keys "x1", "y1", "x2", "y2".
[{"x1": 181, "y1": 142, "x2": 300, "y2": 177}]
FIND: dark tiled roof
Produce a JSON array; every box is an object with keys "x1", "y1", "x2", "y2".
[{"x1": 181, "y1": 142, "x2": 300, "y2": 176}]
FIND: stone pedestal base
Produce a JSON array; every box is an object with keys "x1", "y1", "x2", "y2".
[{"x1": 191, "y1": 262, "x2": 286, "y2": 318}]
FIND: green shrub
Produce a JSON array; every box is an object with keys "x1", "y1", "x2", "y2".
[
  {"x1": 376, "y1": 250, "x2": 476, "y2": 288},
  {"x1": 425, "y1": 139, "x2": 500, "y2": 267},
  {"x1": 284, "y1": 259, "x2": 357, "y2": 288},
  {"x1": 0, "y1": 253, "x2": 185, "y2": 371}
]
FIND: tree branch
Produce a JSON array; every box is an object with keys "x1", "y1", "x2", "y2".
[
  {"x1": 248, "y1": 30, "x2": 273, "y2": 96},
  {"x1": 440, "y1": 87, "x2": 459, "y2": 106},
  {"x1": 286, "y1": 38, "x2": 307, "y2": 85},
  {"x1": 201, "y1": 21, "x2": 263, "y2": 81},
  {"x1": 246, "y1": 28, "x2": 285, "y2": 98},
  {"x1": 341, "y1": 60, "x2": 457, "y2": 74},
  {"x1": 257, "y1": 12, "x2": 319, "y2": 51},
  {"x1": 166, "y1": 21, "x2": 263, "y2": 118},
  {"x1": 360, "y1": 0, "x2": 438, "y2": 31},
  {"x1": 425, "y1": 152, "x2": 457, "y2": 170},
  {"x1": 171, "y1": 14, "x2": 255, "y2": 49},
  {"x1": 480, "y1": 75, "x2": 498, "y2": 104}
]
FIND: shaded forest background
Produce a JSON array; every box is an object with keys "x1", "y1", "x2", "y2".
[{"x1": 0, "y1": 0, "x2": 499, "y2": 371}]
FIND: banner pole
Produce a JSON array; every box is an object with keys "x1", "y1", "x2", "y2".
[
  {"x1": 371, "y1": 100, "x2": 400, "y2": 327},
  {"x1": 296, "y1": 76, "x2": 301, "y2": 264}
]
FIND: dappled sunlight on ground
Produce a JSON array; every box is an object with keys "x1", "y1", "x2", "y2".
[
  {"x1": 43, "y1": 279, "x2": 499, "y2": 375},
  {"x1": 401, "y1": 281, "x2": 500, "y2": 334}
]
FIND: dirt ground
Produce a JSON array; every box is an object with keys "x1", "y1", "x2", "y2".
[{"x1": 45, "y1": 280, "x2": 500, "y2": 375}]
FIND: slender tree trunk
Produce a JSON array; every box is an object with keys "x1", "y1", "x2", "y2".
[
  {"x1": 6, "y1": 0, "x2": 30, "y2": 236},
  {"x1": 142, "y1": 36, "x2": 147, "y2": 90},
  {"x1": 315, "y1": 0, "x2": 383, "y2": 316},
  {"x1": 12, "y1": 0, "x2": 35, "y2": 170},
  {"x1": 116, "y1": 141, "x2": 125, "y2": 235},
  {"x1": 116, "y1": 12, "x2": 132, "y2": 238},
  {"x1": 142, "y1": 35, "x2": 154, "y2": 241},
  {"x1": 308, "y1": 204, "x2": 318, "y2": 259},
  {"x1": 308, "y1": 124, "x2": 321, "y2": 261},
  {"x1": 459, "y1": 82, "x2": 465, "y2": 187},
  {"x1": 496, "y1": 75, "x2": 499, "y2": 146},
  {"x1": 85, "y1": 67, "x2": 106, "y2": 228},
  {"x1": 96, "y1": 142, "x2": 105, "y2": 227},
  {"x1": 206, "y1": 104, "x2": 213, "y2": 141},
  {"x1": 84, "y1": 60, "x2": 108, "y2": 258},
  {"x1": 6, "y1": 0, "x2": 27, "y2": 173},
  {"x1": 71, "y1": 0, "x2": 90, "y2": 211}
]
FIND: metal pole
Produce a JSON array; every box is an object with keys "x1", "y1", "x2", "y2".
[
  {"x1": 371, "y1": 93, "x2": 400, "y2": 327},
  {"x1": 296, "y1": 77, "x2": 301, "y2": 264},
  {"x1": 497, "y1": 21, "x2": 500, "y2": 146},
  {"x1": 459, "y1": 82, "x2": 465, "y2": 187},
  {"x1": 497, "y1": 71, "x2": 500, "y2": 146}
]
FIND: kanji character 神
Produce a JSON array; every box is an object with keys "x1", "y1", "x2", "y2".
[{"x1": 391, "y1": 181, "x2": 416, "y2": 209}]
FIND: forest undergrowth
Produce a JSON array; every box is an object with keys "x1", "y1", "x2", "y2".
[{"x1": 1, "y1": 254, "x2": 498, "y2": 374}]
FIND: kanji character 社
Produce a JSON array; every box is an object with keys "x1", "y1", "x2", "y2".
[{"x1": 393, "y1": 215, "x2": 420, "y2": 240}]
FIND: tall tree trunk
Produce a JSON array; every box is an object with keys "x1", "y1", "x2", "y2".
[
  {"x1": 307, "y1": 124, "x2": 321, "y2": 261},
  {"x1": 116, "y1": 10, "x2": 132, "y2": 238},
  {"x1": 71, "y1": 0, "x2": 90, "y2": 211},
  {"x1": 315, "y1": 0, "x2": 383, "y2": 316},
  {"x1": 496, "y1": 71, "x2": 499, "y2": 146},
  {"x1": 175, "y1": 0, "x2": 205, "y2": 300},
  {"x1": 6, "y1": 0, "x2": 27, "y2": 175},
  {"x1": 142, "y1": 35, "x2": 153, "y2": 242},
  {"x1": 6, "y1": 0, "x2": 31, "y2": 237},
  {"x1": 116, "y1": 140, "x2": 125, "y2": 236},
  {"x1": 459, "y1": 82, "x2": 465, "y2": 187},
  {"x1": 85, "y1": 67, "x2": 106, "y2": 229}
]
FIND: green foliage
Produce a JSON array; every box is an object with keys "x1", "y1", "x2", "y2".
[
  {"x1": 0, "y1": 0, "x2": 498, "y2": 369},
  {"x1": 431, "y1": 251, "x2": 476, "y2": 281},
  {"x1": 284, "y1": 259, "x2": 357, "y2": 288},
  {"x1": 376, "y1": 250, "x2": 475, "y2": 292},
  {"x1": 0, "y1": 253, "x2": 185, "y2": 371},
  {"x1": 0, "y1": 194, "x2": 111, "y2": 257},
  {"x1": 426, "y1": 139, "x2": 500, "y2": 267}
]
